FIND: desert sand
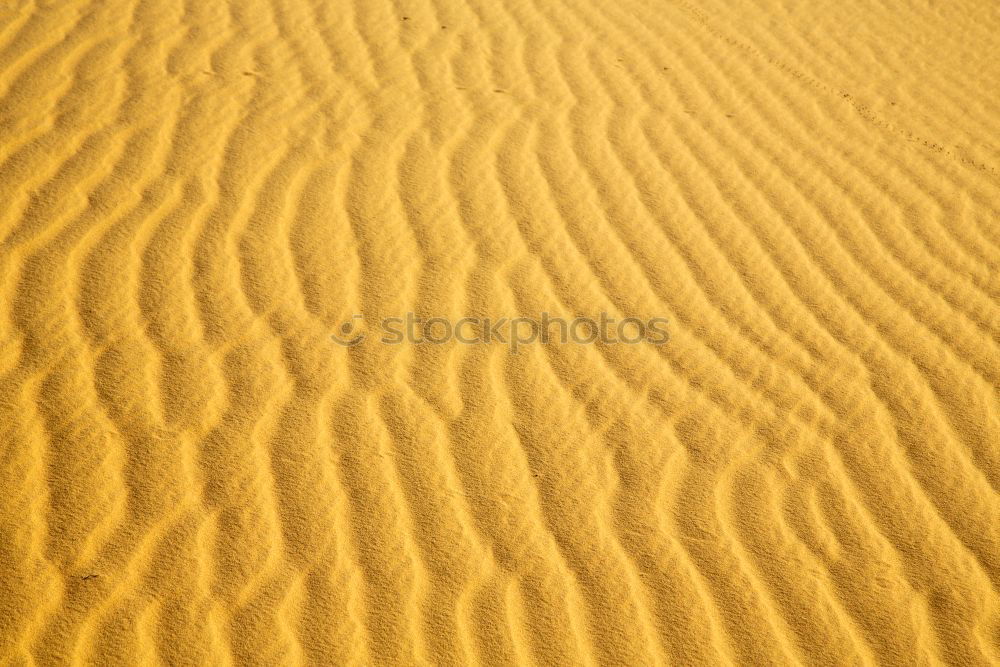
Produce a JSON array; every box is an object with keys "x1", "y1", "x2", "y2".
[{"x1": 1, "y1": 0, "x2": 999, "y2": 664}]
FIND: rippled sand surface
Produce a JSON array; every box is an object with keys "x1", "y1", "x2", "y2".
[{"x1": 1, "y1": 0, "x2": 999, "y2": 664}]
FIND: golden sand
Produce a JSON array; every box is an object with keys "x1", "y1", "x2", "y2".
[{"x1": 1, "y1": 0, "x2": 999, "y2": 663}]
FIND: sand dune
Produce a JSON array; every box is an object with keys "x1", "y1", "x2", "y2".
[{"x1": 1, "y1": 0, "x2": 998, "y2": 663}]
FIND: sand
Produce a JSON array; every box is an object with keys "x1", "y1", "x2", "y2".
[{"x1": 1, "y1": 0, "x2": 998, "y2": 664}]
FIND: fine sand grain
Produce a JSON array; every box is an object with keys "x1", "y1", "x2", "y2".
[{"x1": 1, "y1": 0, "x2": 999, "y2": 664}]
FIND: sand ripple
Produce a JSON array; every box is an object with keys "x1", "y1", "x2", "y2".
[{"x1": 1, "y1": 0, "x2": 998, "y2": 663}]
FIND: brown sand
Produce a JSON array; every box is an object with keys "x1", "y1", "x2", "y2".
[{"x1": 1, "y1": 0, "x2": 999, "y2": 664}]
